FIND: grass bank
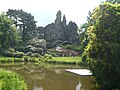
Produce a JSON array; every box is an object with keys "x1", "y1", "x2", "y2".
[
  {"x1": 47, "y1": 57, "x2": 82, "y2": 65},
  {"x1": 0, "y1": 56, "x2": 41, "y2": 62},
  {"x1": 0, "y1": 56, "x2": 83, "y2": 65}
]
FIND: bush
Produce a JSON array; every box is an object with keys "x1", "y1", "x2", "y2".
[
  {"x1": 43, "y1": 54, "x2": 52, "y2": 61},
  {"x1": 8, "y1": 48, "x2": 15, "y2": 52},
  {"x1": 3, "y1": 50, "x2": 25, "y2": 58},
  {"x1": 65, "y1": 45, "x2": 74, "y2": 50},
  {"x1": 32, "y1": 48, "x2": 43, "y2": 55},
  {"x1": 3, "y1": 51, "x2": 13, "y2": 57},
  {"x1": 28, "y1": 57, "x2": 37, "y2": 62},
  {"x1": 13, "y1": 51, "x2": 25, "y2": 58},
  {"x1": 32, "y1": 53, "x2": 40, "y2": 58},
  {"x1": 65, "y1": 45, "x2": 81, "y2": 52},
  {"x1": 26, "y1": 52, "x2": 33, "y2": 57},
  {"x1": 0, "y1": 69, "x2": 27, "y2": 90}
]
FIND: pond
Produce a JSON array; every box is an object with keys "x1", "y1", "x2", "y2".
[{"x1": 0, "y1": 62, "x2": 97, "y2": 90}]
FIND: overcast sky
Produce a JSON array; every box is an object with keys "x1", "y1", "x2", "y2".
[{"x1": 0, "y1": 0, "x2": 105, "y2": 27}]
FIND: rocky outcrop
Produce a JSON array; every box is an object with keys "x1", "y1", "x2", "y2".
[
  {"x1": 54, "y1": 10, "x2": 61, "y2": 25},
  {"x1": 38, "y1": 10, "x2": 79, "y2": 48},
  {"x1": 67, "y1": 21, "x2": 79, "y2": 44},
  {"x1": 62, "y1": 15, "x2": 67, "y2": 28},
  {"x1": 44, "y1": 23, "x2": 64, "y2": 41}
]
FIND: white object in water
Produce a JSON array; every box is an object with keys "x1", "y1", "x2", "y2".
[
  {"x1": 66, "y1": 69, "x2": 92, "y2": 76},
  {"x1": 34, "y1": 86, "x2": 43, "y2": 90},
  {"x1": 76, "y1": 81, "x2": 82, "y2": 90}
]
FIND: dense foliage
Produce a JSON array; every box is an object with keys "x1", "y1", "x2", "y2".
[
  {"x1": 7, "y1": 9, "x2": 37, "y2": 42},
  {"x1": 106, "y1": 0, "x2": 120, "y2": 4},
  {"x1": 0, "y1": 10, "x2": 80, "y2": 57},
  {"x1": 0, "y1": 13, "x2": 19, "y2": 49},
  {"x1": 0, "y1": 69, "x2": 27, "y2": 90},
  {"x1": 83, "y1": 3, "x2": 120, "y2": 89},
  {"x1": 79, "y1": 11, "x2": 94, "y2": 54}
]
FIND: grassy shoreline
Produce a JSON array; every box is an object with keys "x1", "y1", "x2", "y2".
[
  {"x1": 0, "y1": 56, "x2": 83, "y2": 65},
  {"x1": 47, "y1": 57, "x2": 82, "y2": 65},
  {"x1": 0, "y1": 56, "x2": 41, "y2": 62}
]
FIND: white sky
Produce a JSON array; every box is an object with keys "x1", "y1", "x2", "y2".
[{"x1": 0, "y1": 0, "x2": 105, "y2": 27}]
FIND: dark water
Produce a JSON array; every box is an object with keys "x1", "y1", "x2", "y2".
[{"x1": 0, "y1": 63, "x2": 96, "y2": 90}]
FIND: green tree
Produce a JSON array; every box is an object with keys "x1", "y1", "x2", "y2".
[
  {"x1": 106, "y1": 0, "x2": 120, "y2": 4},
  {"x1": 80, "y1": 11, "x2": 94, "y2": 58},
  {"x1": 84, "y1": 3, "x2": 120, "y2": 89},
  {"x1": 0, "y1": 13, "x2": 19, "y2": 49},
  {"x1": 6, "y1": 9, "x2": 37, "y2": 42}
]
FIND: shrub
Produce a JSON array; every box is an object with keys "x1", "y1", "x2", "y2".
[
  {"x1": 8, "y1": 48, "x2": 15, "y2": 52},
  {"x1": 28, "y1": 57, "x2": 37, "y2": 62},
  {"x1": 3, "y1": 51, "x2": 13, "y2": 57},
  {"x1": 65, "y1": 44, "x2": 74, "y2": 50},
  {"x1": 23, "y1": 56, "x2": 29, "y2": 62},
  {"x1": 26, "y1": 52, "x2": 33, "y2": 56},
  {"x1": 13, "y1": 51, "x2": 25, "y2": 58},
  {"x1": 32, "y1": 53, "x2": 40, "y2": 58},
  {"x1": 32, "y1": 48, "x2": 43, "y2": 55},
  {"x1": 65, "y1": 45, "x2": 81, "y2": 52},
  {"x1": 0, "y1": 69, "x2": 27, "y2": 90},
  {"x1": 44, "y1": 54, "x2": 52, "y2": 61}
]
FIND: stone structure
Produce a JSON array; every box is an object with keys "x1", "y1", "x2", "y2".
[
  {"x1": 54, "y1": 10, "x2": 61, "y2": 25},
  {"x1": 62, "y1": 15, "x2": 66, "y2": 27},
  {"x1": 38, "y1": 10, "x2": 79, "y2": 48}
]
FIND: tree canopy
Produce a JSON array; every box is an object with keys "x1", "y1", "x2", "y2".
[
  {"x1": 83, "y1": 2, "x2": 120, "y2": 89},
  {"x1": 7, "y1": 9, "x2": 37, "y2": 42},
  {"x1": 106, "y1": 0, "x2": 120, "y2": 4},
  {"x1": 0, "y1": 13, "x2": 19, "y2": 49}
]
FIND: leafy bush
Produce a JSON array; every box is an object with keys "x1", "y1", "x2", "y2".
[
  {"x1": 26, "y1": 52, "x2": 33, "y2": 56},
  {"x1": 3, "y1": 50, "x2": 25, "y2": 58},
  {"x1": 32, "y1": 53, "x2": 40, "y2": 58},
  {"x1": 8, "y1": 48, "x2": 15, "y2": 52},
  {"x1": 26, "y1": 38, "x2": 47, "y2": 49},
  {"x1": 31, "y1": 48, "x2": 43, "y2": 55},
  {"x1": 65, "y1": 45, "x2": 81, "y2": 52},
  {"x1": 43, "y1": 54, "x2": 52, "y2": 61},
  {"x1": 28, "y1": 57, "x2": 37, "y2": 62},
  {"x1": 18, "y1": 45, "x2": 44, "y2": 55},
  {"x1": 3, "y1": 51, "x2": 13, "y2": 57},
  {"x1": 65, "y1": 45, "x2": 74, "y2": 50},
  {"x1": 0, "y1": 69, "x2": 27, "y2": 90},
  {"x1": 13, "y1": 51, "x2": 25, "y2": 58}
]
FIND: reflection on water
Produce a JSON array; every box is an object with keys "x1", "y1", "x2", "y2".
[
  {"x1": 34, "y1": 86, "x2": 43, "y2": 90},
  {"x1": 76, "y1": 81, "x2": 83, "y2": 90},
  {"x1": 0, "y1": 63, "x2": 96, "y2": 90}
]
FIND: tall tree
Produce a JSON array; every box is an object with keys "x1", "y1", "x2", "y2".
[
  {"x1": 106, "y1": 0, "x2": 120, "y2": 4},
  {"x1": 6, "y1": 9, "x2": 37, "y2": 42},
  {"x1": 83, "y1": 3, "x2": 120, "y2": 89},
  {"x1": 80, "y1": 11, "x2": 94, "y2": 55},
  {"x1": 0, "y1": 13, "x2": 19, "y2": 49}
]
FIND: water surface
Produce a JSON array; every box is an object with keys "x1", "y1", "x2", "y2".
[{"x1": 0, "y1": 63, "x2": 96, "y2": 90}]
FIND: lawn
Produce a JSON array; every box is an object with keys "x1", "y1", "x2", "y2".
[
  {"x1": 47, "y1": 56, "x2": 82, "y2": 65},
  {"x1": 0, "y1": 56, "x2": 41, "y2": 62},
  {"x1": 0, "y1": 56, "x2": 21, "y2": 62},
  {"x1": 0, "y1": 56, "x2": 83, "y2": 65}
]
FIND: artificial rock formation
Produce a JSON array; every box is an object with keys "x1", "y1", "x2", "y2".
[
  {"x1": 54, "y1": 10, "x2": 61, "y2": 25},
  {"x1": 38, "y1": 10, "x2": 79, "y2": 47}
]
